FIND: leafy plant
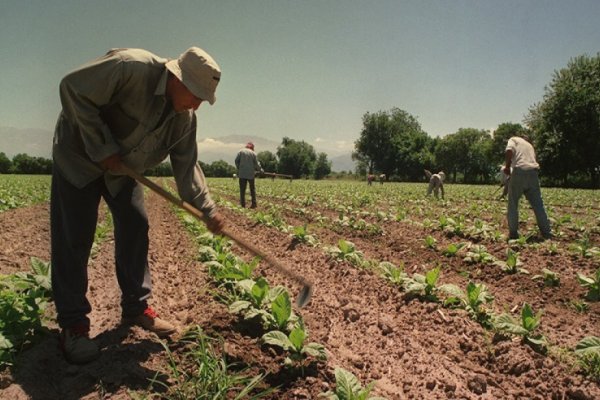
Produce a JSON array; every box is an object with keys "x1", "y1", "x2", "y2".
[
  {"x1": 0, "y1": 257, "x2": 52, "y2": 367},
  {"x1": 229, "y1": 278, "x2": 297, "y2": 331},
  {"x1": 262, "y1": 323, "x2": 326, "y2": 368},
  {"x1": 443, "y1": 282, "x2": 495, "y2": 327},
  {"x1": 576, "y1": 268, "x2": 600, "y2": 301},
  {"x1": 319, "y1": 367, "x2": 387, "y2": 400},
  {"x1": 463, "y1": 244, "x2": 495, "y2": 264},
  {"x1": 532, "y1": 268, "x2": 560, "y2": 287},
  {"x1": 404, "y1": 266, "x2": 454, "y2": 302},
  {"x1": 494, "y1": 303, "x2": 547, "y2": 350},
  {"x1": 291, "y1": 225, "x2": 319, "y2": 246},
  {"x1": 569, "y1": 234, "x2": 600, "y2": 258},
  {"x1": 441, "y1": 242, "x2": 465, "y2": 257},
  {"x1": 377, "y1": 262, "x2": 406, "y2": 285},
  {"x1": 568, "y1": 300, "x2": 589, "y2": 313},
  {"x1": 424, "y1": 235, "x2": 437, "y2": 250},
  {"x1": 326, "y1": 240, "x2": 370, "y2": 268},
  {"x1": 494, "y1": 249, "x2": 528, "y2": 274},
  {"x1": 575, "y1": 336, "x2": 600, "y2": 381}
]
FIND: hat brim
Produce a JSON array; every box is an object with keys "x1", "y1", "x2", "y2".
[{"x1": 165, "y1": 59, "x2": 216, "y2": 105}]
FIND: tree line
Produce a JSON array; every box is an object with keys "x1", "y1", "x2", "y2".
[
  {"x1": 353, "y1": 53, "x2": 600, "y2": 188},
  {"x1": 0, "y1": 137, "x2": 333, "y2": 180}
]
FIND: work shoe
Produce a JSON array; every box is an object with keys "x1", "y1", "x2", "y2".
[
  {"x1": 542, "y1": 232, "x2": 554, "y2": 240},
  {"x1": 60, "y1": 323, "x2": 100, "y2": 364},
  {"x1": 122, "y1": 307, "x2": 176, "y2": 338}
]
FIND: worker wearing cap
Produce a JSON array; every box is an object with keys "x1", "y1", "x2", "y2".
[
  {"x1": 51, "y1": 47, "x2": 224, "y2": 363},
  {"x1": 235, "y1": 142, "x2": 263, "y2": 208}
]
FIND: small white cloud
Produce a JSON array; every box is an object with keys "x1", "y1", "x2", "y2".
[{"x1": 197, "y1": 138, "x2": 243, "y2": 151}]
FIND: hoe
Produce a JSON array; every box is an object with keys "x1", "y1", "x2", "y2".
[{"x1": 122, "y1": 165, "x2": 313, "y2": 308}]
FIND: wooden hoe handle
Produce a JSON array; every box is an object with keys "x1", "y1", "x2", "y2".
[{"x1": 121, "y1": 165, "x2": 313, "y2": 307}]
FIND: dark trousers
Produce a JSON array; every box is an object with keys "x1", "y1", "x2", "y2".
[
  {"x1": 238, "y1": 178, "x2": 256, "y2": 207},
  {"x1": 50, "y1": 169, "x2": 151, "y2": 329}
]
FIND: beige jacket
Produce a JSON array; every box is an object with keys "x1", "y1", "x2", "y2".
[{"x1": 52, "y1": 48, "x2": 216, "y2": 216}]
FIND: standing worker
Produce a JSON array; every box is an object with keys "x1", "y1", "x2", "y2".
[
  {"x1": 235, "y1": 142, "x2": 263, "y2": 208},
  {"x1": 504, "y1": 135, "x2": 552, "y2": 240},
  {"x1": 51, "y1": 47, "x2": 224, "y2": 364}
]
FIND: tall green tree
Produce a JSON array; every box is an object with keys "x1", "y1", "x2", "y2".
[
  {"x1": 313, "y1": 152, "x2": 331, "y2": 180},
  {"x1": 354, "y1": 108, "x2": 428, "y2": 179},
  {"x1": 0, "y1": 152, "x2": 11, "y2": 173},
  {"x1": 491, "y1": 123, "x2": 528, "y2": 165},
  {"x1": 434, "y1": 128, "x2": 491, "y2": 183},
  {"x1": 10, "y1": 153, "x2": 52, "y2": 174},
  {"x1": 208, "y1": 160, "x2": 236, "y2": 177},
  {"x1": 257, "y1": 150, "x2": 278, "y2": 174},
  {"x1": 276, "y1": 137, "x2": 316, "y2": 178},
  {"x1": 526, "y1": 53, "x2": 600, "y2": 187}
]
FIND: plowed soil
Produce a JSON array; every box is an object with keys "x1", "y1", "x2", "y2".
[{"x1": 0, "y1": 183, "x2": 599, "y2": 399}]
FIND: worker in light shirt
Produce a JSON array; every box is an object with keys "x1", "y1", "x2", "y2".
[{"x1": 504, "y1": 135, "x2": 552, "y2": 240}]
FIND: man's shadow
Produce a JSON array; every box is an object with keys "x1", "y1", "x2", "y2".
[{"x1": 5, "y1": 324, "x2": 171, "y2": 400}]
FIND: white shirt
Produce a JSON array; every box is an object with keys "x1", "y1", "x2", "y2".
[{"x1": 506, "y1": 137, "x2": 539, "y2": 170}]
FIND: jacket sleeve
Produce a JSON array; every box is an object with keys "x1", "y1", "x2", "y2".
[
  {"x1": 58, "y1": 51, "x2": 125, "y2": 162},
  {"x1": 170, "y1": 115, "x2": 216, "y2": 217}
]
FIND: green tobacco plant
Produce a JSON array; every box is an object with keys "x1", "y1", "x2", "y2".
[
  {"x1": 441, "y1": 242, "x2": 465, "y2": 257},
  {"x1": 0, "y1": 257, "x2": 52, "y2": 367},
  {"x1": 424, "y1": 235, "x2": 437, "y2": 250},
  {"x1": 577, "y1": 268, "x2": 600, "y2": 301},
  {"x1": 291, "y1": 225, "x2": 319, "y2": 246},
  {"x1": 532, "y1": 268, "x2": 560, "y2": 287},
  {"x1": 261, "y1": 324, "x2": 326, "y2": 369},
  {"x1": 494, "y1": 303, "x2": 547, "y2": 350},
  {"x1": 403, "y1": 266, "x2": 454, "y2": 302},
  {"x1": 326, "y1": 240, "x2": 370, "y2": 268},
  {"x1": 575, "y1": 336, "x2": 600, "y2": 381},
  {"x1": 205, "y1": 256, "x2": 258, "y2": 286},
  {"x1": 377, "y1": 262, "x2": 406, "y2": 285},
  {"x1": 443, "y1": 282, "x2": 495, "y2": 328},
  {"x1": 494, "y1": 249, "x2": 528, "y2": 274},
  {"x1": 319, "y1": 367, "x2": 387, "y2": 400},
  {"x1": 229, "y1": 278, "x2": 298, "y2": 331},
  {"x1": 569, "y1": 234, "x2": 600, "y2": 258},
  {"x1": 463, "y1": 244, "x2": 495, "y2": 264}
]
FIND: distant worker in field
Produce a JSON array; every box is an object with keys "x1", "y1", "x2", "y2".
[
  {"x1": 379, "y1": 174, "x2": 386, "y2": 185},
  {"x1": 424, "y1": 169, "x2": 445, "y2": 199},
  {"x1": 367, "y1": 174, "x2": 375, "y2": 186},
  {"x1": 50, "y1": 47, "x2": 225, "y2": 364},
  {"x1": 504, "y1": 135, "x2": 552, "y2": 240},
  {"x1": 235, "y1": 142, "x2": 263, "y2": 208},
  {"x1": 496, "y1": 165, "x2": 510, "y2": 200}
]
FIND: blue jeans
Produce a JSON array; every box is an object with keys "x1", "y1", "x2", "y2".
[
  {"x1": 507, "y1": 169, "x2": 551, "y2": 238},
  {"x1": 51, "y1": 168, "x2": 152, "y2": 329}
]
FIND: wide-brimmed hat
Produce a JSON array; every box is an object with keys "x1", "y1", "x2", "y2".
[{"x1": 166, "y1": 47, "x2": 221, "y2": 105}]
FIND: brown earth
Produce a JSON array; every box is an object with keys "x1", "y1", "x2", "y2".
[{"x1": 0, "y1": 186, "x2": 599, "y2": 399}]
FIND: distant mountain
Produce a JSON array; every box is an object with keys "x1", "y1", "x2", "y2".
[
  {"x1": 0, "y1": 127, "x2": 355, "y2": 172},
  {"x1": 330, "y1": 153, "x2": 356, "y2": 173},
  {"x1": 0, "y1": 126, "x2": 53, "y2": 158}
]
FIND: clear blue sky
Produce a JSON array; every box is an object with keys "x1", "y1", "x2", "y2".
[{"x1": 1, "y1": 0, "x2": 599, "y2": 155}]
